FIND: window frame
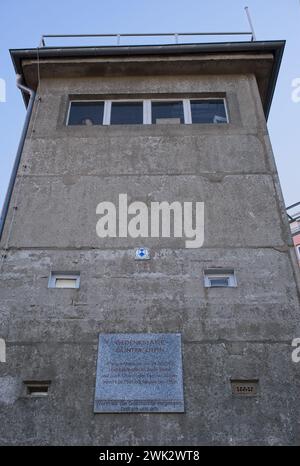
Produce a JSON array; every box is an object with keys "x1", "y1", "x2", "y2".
[
  {"x1": 48, "y1": 271, "x2": 80, "y2": 289},
  {"x1": 204, "y1": 269, "x2": 237, "y2": 288},
  {"x1": 207, "y1": 276, "x2": 230, "y2": 287},
  {"x1": 66, "y1": 97, "x2": 229, "y2": 126}
]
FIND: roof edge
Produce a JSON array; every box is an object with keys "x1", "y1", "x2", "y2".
[{"x1": 10, "y1": 40, "x2": 286, "y2": 118}]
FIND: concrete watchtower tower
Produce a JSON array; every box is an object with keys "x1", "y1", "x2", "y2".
[{"x1": 0, "y1": 36, "x2": 299, "y2": 445}]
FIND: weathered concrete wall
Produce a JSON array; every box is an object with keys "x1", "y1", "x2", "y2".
[{"x1": 0, "y1": 72, "x2": 300, "y2": 445}]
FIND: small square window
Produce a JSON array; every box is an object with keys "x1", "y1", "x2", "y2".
[
  {"x1": 204, "y1": 269, "x2": 237, "y2": 288},
  {"x1": 48, "y1": 272, "x2": 80, "y2": 289},
  {"x1": 152, "y1": 101, "x2": 184, "y2": 124},
  {"x1": 191, "y1": 99, "x2": 228, "y2": 124},
  {"x1": 24, "y1": 381, "x2": 51, "y2": 397},
  {"x1": 68, "y1": 102, "x2": 104, "y2": 125},
  {"x1": 110, "y1": 102, "x2": 143, "y2": 124}
]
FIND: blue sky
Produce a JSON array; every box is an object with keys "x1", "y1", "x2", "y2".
[{"x1": 0, "y1": 0, "x2": 299, "y2": 210}]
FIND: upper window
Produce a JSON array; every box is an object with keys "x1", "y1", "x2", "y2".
[
  {"x1": 191, "y1": 99, "x2": 227, "y2": 124},
  {"x1": 111, "y1": 102, "x2": 143, "y2": 125},
  {"x1": 68, "y1": 102, "x2": 104, "y2": 125},
  {"x1": 151, "y1": 101, "x2": 184, "y2": 124},
  {"x1": 67, "y1": 98, "x2": 228, "y2": 126}
]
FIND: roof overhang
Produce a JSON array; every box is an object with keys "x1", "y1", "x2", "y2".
[{"x1": 10, "y1": 40, "x2": 285, "y2": 119}]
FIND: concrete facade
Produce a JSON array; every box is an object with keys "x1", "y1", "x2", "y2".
[{"x1": 0, "y1": 42, "x2": 300, "y2": 445}]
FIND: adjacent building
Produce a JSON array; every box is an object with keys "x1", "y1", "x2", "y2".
[{"x1": 287, "y1": 203, "x2": 300, "y2": 266}]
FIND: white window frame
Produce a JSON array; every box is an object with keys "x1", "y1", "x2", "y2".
[
  {"x1": 67, "y1": 97, "x2": 229, "y2": 126},
  {"x1": 183, "y1": 99, "x2": 192, "y2": 124},
  {"x1": 204, "y1": 269, "x2": 237, "y2": 288},
  {"x1": 48, "y1": 271, "x2": 80, "y2": 289},
  {"x1": 103, "y1": 101, "x2": 112, "y2": 125},
  {"x1": 143, "y1": 100, "x2": 151, "y2": 124}
]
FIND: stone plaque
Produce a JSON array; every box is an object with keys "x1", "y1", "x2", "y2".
[
  {"x1": 231, "y1": 380, "x2": 258, "y2": 396},
  {"x1": 94, "y1": 333, "x2": 184, "y2": 413}
]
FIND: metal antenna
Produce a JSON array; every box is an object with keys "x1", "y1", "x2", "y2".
[{"x1": 245, "y1": 6, "x2": 257, "y2": 41}]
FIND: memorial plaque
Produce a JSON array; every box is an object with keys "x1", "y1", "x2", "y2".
[
  {"x1": 231, "y1": 379, "x2": 258, "y2": 396},
  {"x1": 94, "y1": 333, "x2": 184, "y2": 413}
]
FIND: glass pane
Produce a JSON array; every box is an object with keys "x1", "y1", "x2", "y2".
[
  {"x1": 209, "y1": 277, "x2": 229, "y2": 287},
  {"x1": 55, "y1": 278, "x2": 77, "y2": 288},
  {"x1": 152, "y1": 101, "x2": 184, "y2": 124},
  {"x1": 68, "y1": 102, "x2": 104, "y2": 125},
  {"x1": 111, "y1": 102, "x2": 143, "y2": 124},
  {"x1": 191, "y1": 100, "x2": 227, "y2": 124}
]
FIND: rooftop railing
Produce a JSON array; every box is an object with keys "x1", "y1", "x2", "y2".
[
  {"x1": 39, "y1": 31, "x2": 255, "y2": 48},
  {"x1": 39, "y1": 7, "x2": 256, "y2": 48}
]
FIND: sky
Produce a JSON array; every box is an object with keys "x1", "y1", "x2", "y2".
[{"x1": 0, "y1": 0, "x2": 299, "y2": 211}]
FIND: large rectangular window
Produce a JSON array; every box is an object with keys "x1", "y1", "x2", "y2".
[
  {"x1": 151, "y1": 101, "x2": 184, "y2": 124},
  {"x1": 191, "y1": 99, "x2": 227, "y2": 124},
  {"x1": 68, "y1": 102, "x2": 104, "y2": 125},
  {"x1": 110, "y1": 102, "x2": 143, "y2": 125},
  {"x1": 67, "y1": 98, "x2": 228, "y2": 126}
]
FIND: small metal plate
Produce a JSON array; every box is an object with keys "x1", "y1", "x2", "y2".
[{"x1": 231, "y1": 379, "x2": 258, "y2": 396}]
